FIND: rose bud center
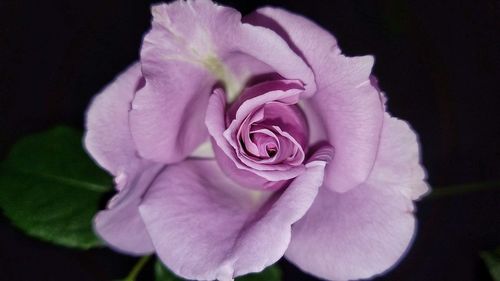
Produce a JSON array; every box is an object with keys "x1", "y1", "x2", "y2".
[
  {"x1": 237, "y1": 101, "x2": 308, "y2": 167},
  {"x1": 213, "y1": 79, "x2": 309, "y2": 184}
]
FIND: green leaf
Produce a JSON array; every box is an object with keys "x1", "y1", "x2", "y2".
[
  {"x1": 236, "y1": 265, "x2": 281, "y2": 281},
  {"x1": 0, "y1": 126, "x2": 112, "y2": 249},
  {"x1": 155, "y1": 260, "x2": 184, "y2": 281},
  {"x1": 155, "y1": 259, "x2": 281, "y2": 281},
  {"x1": 481, "y1": 248, "x2": 500, "y2": 281}
]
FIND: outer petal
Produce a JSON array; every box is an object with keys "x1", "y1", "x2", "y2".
[
  {"x1": 370, "y1": 114, "x2": 430, "y2": 200},
  {"x1": 84, "y1": 63, "x2": 142, "y2": 176},
  {"x1": 285, "y1": 116, "x2": 429, "y2": 281},
  {"x1": 139, "y1": 153, "x2": 331, "y2": 281},
  {"x1": 246, "y1": 8, "x2": 384, "y2": 192},
  {"x1": 130, "y1": 0, "x2": 315, "y2": 163},
  {"x1": 93, "y1": 163, "x2": 165, "y2": 255},
  {"x1": 311, "y1": 56, "x2": 384, "y2": 193}
]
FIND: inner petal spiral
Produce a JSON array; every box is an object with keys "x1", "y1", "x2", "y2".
[{"x1": 225, "y1": 79, "x2": 309, "y2": 173}]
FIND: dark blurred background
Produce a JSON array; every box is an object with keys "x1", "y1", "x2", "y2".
[{"x1": 0, "y1": 0, "x2": 499, "y2": 280}]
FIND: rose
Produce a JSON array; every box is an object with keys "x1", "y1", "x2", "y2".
[{"x1": 84, "y1": 1, "x2": 429, "y2": 280}]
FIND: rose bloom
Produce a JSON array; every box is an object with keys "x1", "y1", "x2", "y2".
[{"x1": 84, "y1": 0, "x2": 429, "y2": 280}]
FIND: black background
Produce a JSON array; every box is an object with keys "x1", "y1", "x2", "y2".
[{"x1": 1, "y1": 0, "x2": 499, "y2": 280}]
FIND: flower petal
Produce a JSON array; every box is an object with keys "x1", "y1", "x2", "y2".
[
  {"x1": 130, "y1": 0, "x2": 315, "y2": 163},
  {"x1": 207, "y1": 89, "x2": 303, "y2": 186},
  {"x1": 84, "y1": 63, "x2": 142, "y2": 176},
  {"x1": 246, "y1": 8, "x2": 384, "y2": 192},
  {"x1": 285, "y1": 115, "x2": 429, "y2": 281},
  {"x1": 212, "y1": 141, "x2": 277, "y2": 189},
  {"x1": 370, "y1": 114, "x2": 430, "y2": 200},
  {"x1": 206, "y1": 88, "x2": 272, "y2": 188},
  {"x1": 93, "y1": 163, "x2": 165, "y2": 255},
  {"x1": 139, "y1": 154, "x2": 330, "y2": 280}
]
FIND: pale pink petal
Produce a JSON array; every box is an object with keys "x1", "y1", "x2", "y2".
[
  {"x1": 93, "y1": 163, "x2": 165, "y2": 255},
  {"x1": 370, "y1": 114, "x2": 430, "y2": 200},
  {"x1": 246, "y1": 8, "x2": 384, "y2": 193},
  {"x1": 130, "y1": 0, "x2": 314, "y2": 163},
  {"x1": 130, "y1": 44, "x2": 212, "y2": 163},
  {"x1": 84, "y1": 63, "x2": 142, "y2": 176},
  {"x1": 139, "y1": 153, "x2": 330, "y2": 280},
  {"x1": 259, "y1": 102, "x2": 308, "y2": 148},
  {"x1": 285, "y1": 115, "x2": 429, "y2": 281},
  {"x1": 227, "y1": 79, "x2": 304, "y2": 120},
  {"x1": 212, "y1": 141, "x2": 280, "y2": 189},
  {"x1": 311, "y1": 55, "x2": 384, "y2": 193}
]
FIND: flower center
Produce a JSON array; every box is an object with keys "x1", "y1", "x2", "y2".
[
  {"x1": 236, "y1": 101, "x2": 308, "y2": 166},
  {"x1": 216, "y1": 79, "x2": 310, "y2": 187}
]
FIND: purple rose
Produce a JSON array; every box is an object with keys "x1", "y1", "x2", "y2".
[{"x1": 84, "y1": 1, "x2": 429, "y2": 280}]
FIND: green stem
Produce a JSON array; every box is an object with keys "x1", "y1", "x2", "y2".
[
  {"x1": 428, "y1": 180, "x2": 500, "y2": 199},
  {"x1": 124, "y1": 255, "x2": 151, "y2": 281}
]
